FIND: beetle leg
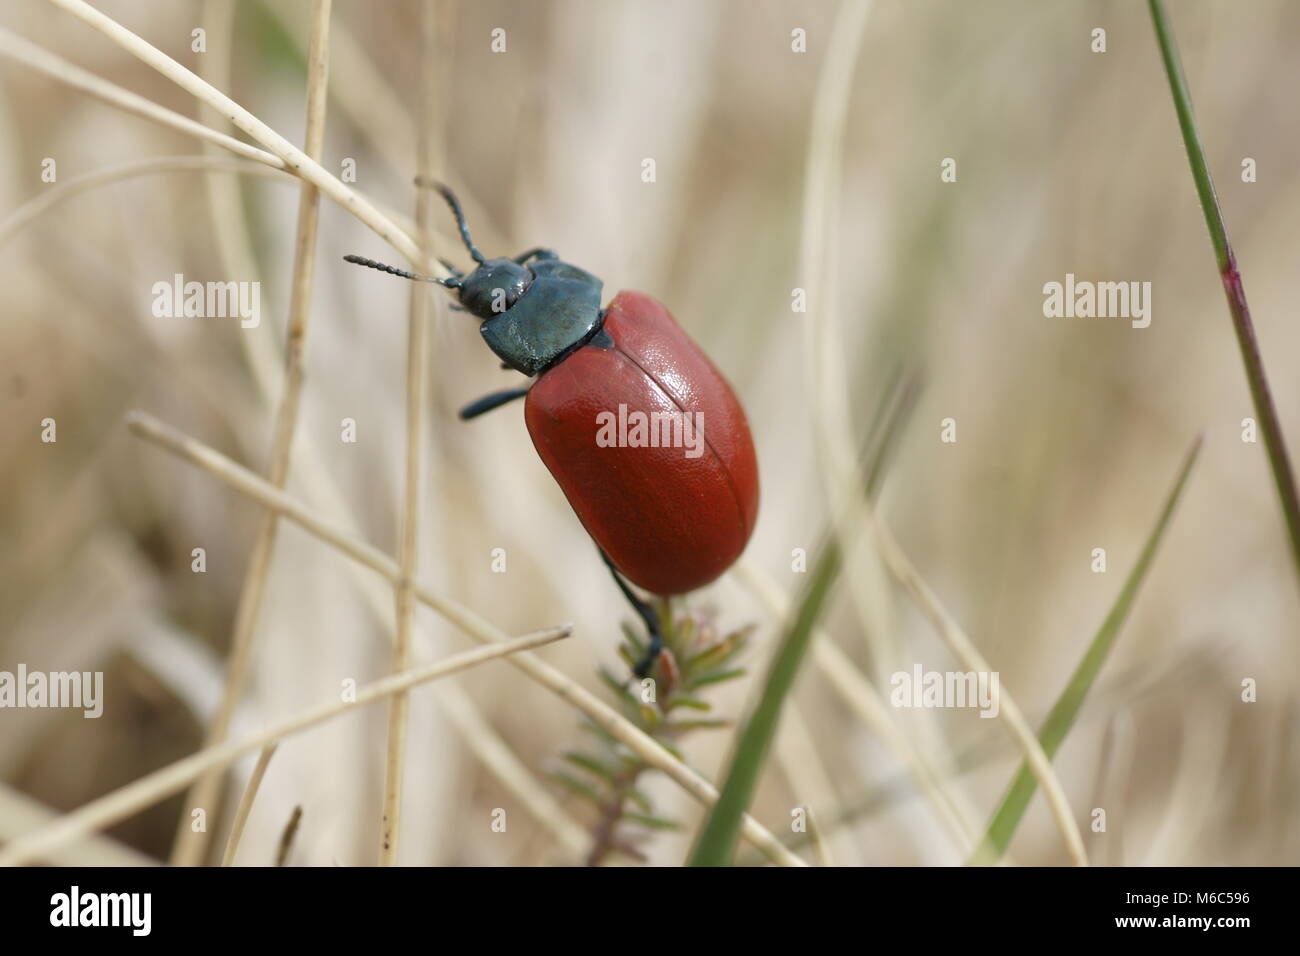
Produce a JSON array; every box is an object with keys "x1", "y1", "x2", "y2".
[
  {"x1": 635, "y1": 630, "x2": 664, "y2": 681},
  {"x1": 598, "y1": 549, "x2": 664, "y2": 679},
  {"x1": 458, "y1": 387, "x2": 529, "y2": 420},
  {"x1": 513, "y1": 247, "x2": 558, "y2": 265}
]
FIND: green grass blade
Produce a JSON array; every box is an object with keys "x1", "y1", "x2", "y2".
[
  {"x1": 1148, "y1": 0, "x2": 1300, "y2": 584},
  {"x1": 686, "y1": 369, "x2": 919, "y2": 866},
  {"x1": 971, "y1": 436, "x2": 1202, "y2": 864},
  {"x1": 687, "y1": 538, "x2": 842, "y2": 866}
]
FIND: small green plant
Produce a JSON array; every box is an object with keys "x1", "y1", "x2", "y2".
[{"x1": 552, "y1": 602, "x2": 752, "y2": 866}]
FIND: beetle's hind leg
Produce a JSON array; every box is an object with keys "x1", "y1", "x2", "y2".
[{"x1": 598, "y1": 549, "x2": 663, "y2": 680}]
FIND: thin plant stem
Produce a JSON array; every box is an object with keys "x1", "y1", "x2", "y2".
[
  {"x1": 971, "y1": 436, "x2": 1202, "y2": 864},
  {"x1": 242, "y1": 4, "x2": 587, "y2": 862},
  {"x1": 379, "y1": 0, "x2": 438, "y2": 867},
  {"x1": 690, "y1": 536, "x2": 841, "y2": 865},
  {"x1": 686, "y1": 0, "x2": 875, "y2": 871},
  {"x1": 124, "y1": 412, "x2": 805, "y2": 866},
  {"x1": 866, "y1": 506, "x2": 1090, "y2": 865},
  {"x1": 0, "y1": 785, "x2": 157, "y2": 867},
  {"x1": 774, "y1": 703, "x2": 851, "y2": 865},
  {"x1": 220, "y1": 743, "x2": 278, "y2": 867},
  {"x1": 257, "y1": 0, "x2": 414, "y2": 182},
  {"x1": 170, "y1": 0, "x2": 333, "y2": 867},
  {"x1": 800, "y1": 0, "x2": 1083, "y2": 865},
  {"x1": 3, "y1": 17, "x2": 429, "y2": 264},
  {"x1": 44, "y1": 0, "x2": 436, "y2": 272},
  {"x1": 0, "y1": 154, "x2": 566, "y2": 856},
  {"x1": 790, "y1": 0, "x2": 1083, "y2": 863},
  {"x1": 0, "y1": 27, "x2": 284, "y2": 169},
  {"x1": 436, "y1": 681, "x2": 590, "y2": 859},
  {"x1": 731, "y1": 376, "x2": 983, "y2": 858},
  {"x1": 0, "y1": 629, "x2": 570, "y2": 867},
  {"x1": 739, "y1": 640, "x2": 1217, "y2": 864},
  {"x1": 0, "y1": 156, "x2": 291, "y2": 247},
  {"x1": 195, "y1": 0, "x2": 274, "y2": 406},
  {"x1": 734, "y1": 559, "x2": 982, "y2": 855},
  {"x1": 11, "y1": 0, "x2": 588, "y2": 867},
  {"x1": 1148, "y1": 0, "x2": 1300, "y2": 583}
]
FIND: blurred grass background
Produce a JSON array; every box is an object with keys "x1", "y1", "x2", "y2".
[{"x1": 0, "y1": 0, "x2": 1296, "y2": 865}]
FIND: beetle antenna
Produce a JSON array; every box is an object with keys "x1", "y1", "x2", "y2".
[
  {"x1": 343, "y1": 254, "x2": 461, "y2": 288},
  {"x1": 414, "y1": 176, "x2": 486, "y2": 264}
]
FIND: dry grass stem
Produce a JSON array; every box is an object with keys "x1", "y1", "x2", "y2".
[
  {"x1": 0, "y1": 156, "x2": 291, "y2": 247},
  {"x1": 0, "y1": 785, "x2": 158, "y2": 867},
  {"x1": 170, "y1": 0, "x2": 333, "y2": 867},
  {"x1": 0, "y1": 26, "x2": 285, "y2": 169},
  {"x1": 45, "y1": 0, "x2": 435, "y2": 270},
  {"x1": 868, "y1": 509, "x2": 1089, "y2": 865},
  {"x1": 733, "y1": 559, "x2": 981, "y2": 854},
  {"x1": 0, "y1": 628, "x2": 571, "y2": 867},
  {"x1": 219, "y1": 743, "x2": 278, "y2": 867},
  {"x1": 791, "y1": 0, "x2": 1084, "y2": 866},
  {"x1": 125, "y1": 412, "x2": 803, "y2": 866},
  {"x1": 379, "y1": 1, "x2": 438, "y2": 866}
]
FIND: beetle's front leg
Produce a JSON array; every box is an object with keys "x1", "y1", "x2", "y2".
[{"x1": 458, "y1": 387, "x2": 529, "y2": 420}]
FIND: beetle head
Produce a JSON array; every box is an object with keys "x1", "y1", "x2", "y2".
[
  {"x1": 341, "y1": 182, "x2": 601, "y2": 376},
  {"x1": 458, "y1": 258, "x2": 533, "y2": 320}
]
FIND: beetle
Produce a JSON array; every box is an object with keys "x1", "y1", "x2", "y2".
[{"x1": 344, "y1": 183, "x2": 759, "y2": 677}]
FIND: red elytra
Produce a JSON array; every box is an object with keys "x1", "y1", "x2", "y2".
[{"x1": 524, "y1": 291, "x2": 759, "y2": 596}]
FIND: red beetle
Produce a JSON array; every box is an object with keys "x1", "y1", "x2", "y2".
[{"x1": 345, "y1": 184, "x2": 759, "y2": 675}]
